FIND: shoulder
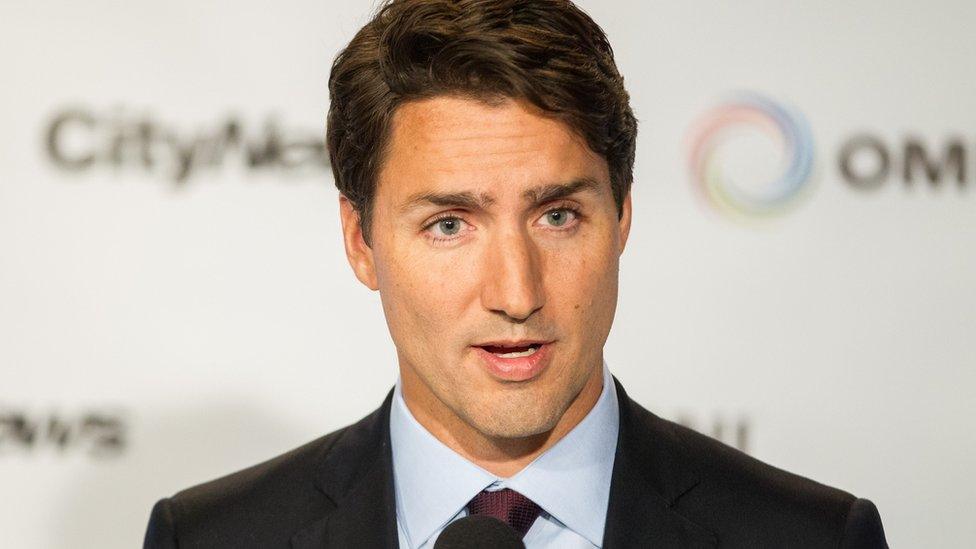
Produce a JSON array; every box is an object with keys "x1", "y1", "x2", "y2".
[
  {"x1": 144, "y1": 396, "x2": 392, "y2": 549},
  {"x1": 622, "y1": 397, "x2": 887, "y2": 547},
  {"x1": 145, "y1": 428, "x2": 346, "y2": 549}
]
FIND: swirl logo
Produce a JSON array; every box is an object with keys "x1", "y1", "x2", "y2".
[{"x1": 688, "y1": 94, "x2": 815, "y2": 219}]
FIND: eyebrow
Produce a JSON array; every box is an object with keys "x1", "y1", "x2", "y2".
[
  {"x1": 522, "y1": 178, "x2": 602, "y2": 206},
  {"x1": 400, "y1": 190, "x2": 496, "y2": 212},
  {"x1": 400, "y1": 177, "x2": 603, "y2": 213}
]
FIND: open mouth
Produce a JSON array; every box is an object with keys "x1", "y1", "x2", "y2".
[
  {"x1": 473, "y1": 341, "x2": 552, "y2": 381},
  {"x1": 479, "y1": 343, "x2": 543, "y2": 358}
]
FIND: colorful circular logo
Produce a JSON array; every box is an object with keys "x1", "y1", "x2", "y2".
[{"x1": 688, "y1": 94, "x2": 815, "y2": 219}]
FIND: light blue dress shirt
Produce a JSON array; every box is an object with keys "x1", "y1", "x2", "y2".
[{"x1": 390, "y1": 362, "x2": 620, "y2": 549}]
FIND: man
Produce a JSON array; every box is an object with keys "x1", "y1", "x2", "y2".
[{"x1": 144, "y1": 0, "x2": 888, "y2": 547}]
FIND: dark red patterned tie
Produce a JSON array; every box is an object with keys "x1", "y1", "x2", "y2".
[{"x1": 466, "y1": 488, "x2": 543, "y2": 538}]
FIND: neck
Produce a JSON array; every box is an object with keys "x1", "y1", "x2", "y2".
[{"x1": 400, "y1": 362, "x2": 605, "y2": 477}]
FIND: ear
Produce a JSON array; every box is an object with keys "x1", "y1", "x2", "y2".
[
  {"x1": 617, "y1": 191, "x2": 632, "y2": 255},
  {"x1": 338, "y1": 195, "x2": 379, "y2": 290}
]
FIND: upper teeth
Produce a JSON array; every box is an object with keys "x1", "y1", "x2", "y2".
[{"x1": 495, "y1": 346, "x2": 539, "y2": 358}]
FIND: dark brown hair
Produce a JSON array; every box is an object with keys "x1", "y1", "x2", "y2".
[{"x1": 327, "y1": 0, "x2": 636, "y2": 244}]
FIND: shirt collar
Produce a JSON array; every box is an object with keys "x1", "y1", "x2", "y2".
[{"x1": 390, "y1": 362, "x2": 620, "y2": 548}]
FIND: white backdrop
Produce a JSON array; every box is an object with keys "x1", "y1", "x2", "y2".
[{"x1": 2, "y1": 1, "x2": 974, "y2": 547}]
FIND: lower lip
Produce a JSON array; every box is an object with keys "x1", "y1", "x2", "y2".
[{"x1": 473, "y1": 343, "x2": 552, "y2": 382}]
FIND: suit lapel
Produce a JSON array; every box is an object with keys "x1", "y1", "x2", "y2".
[
  {"x1": 290, "y1": 379, "x2": 717, "y2": 548},
  {"x1": 603, "y1": 378, "x2": 718, "y2": 548},
  {"x1": 291, "y1": 390, "x2": 399, "y2": 549}
]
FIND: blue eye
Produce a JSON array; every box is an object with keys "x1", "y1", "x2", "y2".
[
  {"x1": 543, "y1": 208, "x2": 576, "y2": 227},
  {"x1": 434, "y1": 217, "x2": 462, "y2": 236}
]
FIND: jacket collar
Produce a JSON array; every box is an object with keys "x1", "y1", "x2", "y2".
[
  {"x1": 291, "y1": 378, "x2": 716, "y2": 548},
  {"x1": 602, "y1": 377, "x2": 717, "y2": 548},
  {"x1": 290, "y1": 390, "x2": 399, "y2": 549}
]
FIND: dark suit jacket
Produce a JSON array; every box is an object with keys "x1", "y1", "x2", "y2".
[{"x1": 144, "y1": 379, "x2": 888, "y2": 548}]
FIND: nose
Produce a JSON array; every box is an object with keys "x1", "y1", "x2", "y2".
[{"x1": 480, "y1": 226, "x2": 546, "y2": 322}]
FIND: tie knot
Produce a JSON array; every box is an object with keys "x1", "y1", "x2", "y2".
[{"x1": 466, "y1": 488, "x2": 542, "y2": 538}]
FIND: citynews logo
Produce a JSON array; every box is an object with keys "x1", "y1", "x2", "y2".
[
  {"x1": 43, "y1": 106, "x2": 330, "y2": 184},
  {"x1": 688, "y1": 93, "x2": 972, "y2": 219},
  {"x1": 0, "y1": 408, "x2": 126, "y2": 458}
]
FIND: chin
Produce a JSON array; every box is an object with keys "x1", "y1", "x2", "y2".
[
  {"x1": 464, "y1": 393, "x2": 566, "y2": 440},
  {"x1": 476, "y1": 417, "x2": 559, "y2": 440}
]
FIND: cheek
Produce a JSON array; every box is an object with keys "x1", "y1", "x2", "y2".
[
  {"x1": 376, "y1": 240, "x2": 477, "y2": 346},
  {"x1": 544, "y1": 231, "x2": 619, "y2": 297},
  {"x1": 542, "y1": 235, "x2": 620, "y2": 333}
]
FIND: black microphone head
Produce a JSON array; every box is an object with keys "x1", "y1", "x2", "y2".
[{"x1": 433, "y1": 515, "x2": 526, "y2": 549}]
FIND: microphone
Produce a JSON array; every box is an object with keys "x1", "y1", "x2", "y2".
[{"x1": 433, "y1": 515, "x2": 526, "y2": 549}]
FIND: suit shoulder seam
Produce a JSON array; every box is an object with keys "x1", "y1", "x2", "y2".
[
  {"x1": 836, "y1": 496, "x2": 863, "y2": 548},
  {"x1": 165, "y1": 496, "x2": 182, "y2": 549}
]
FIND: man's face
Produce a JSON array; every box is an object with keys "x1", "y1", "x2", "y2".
[{"x1": 340, "y1": 96, "x2": 631, "y2": 441}]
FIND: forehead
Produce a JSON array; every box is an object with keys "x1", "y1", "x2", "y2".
[{"x1": 376, "y1": 96, "x2": 609, "y2": 201}]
